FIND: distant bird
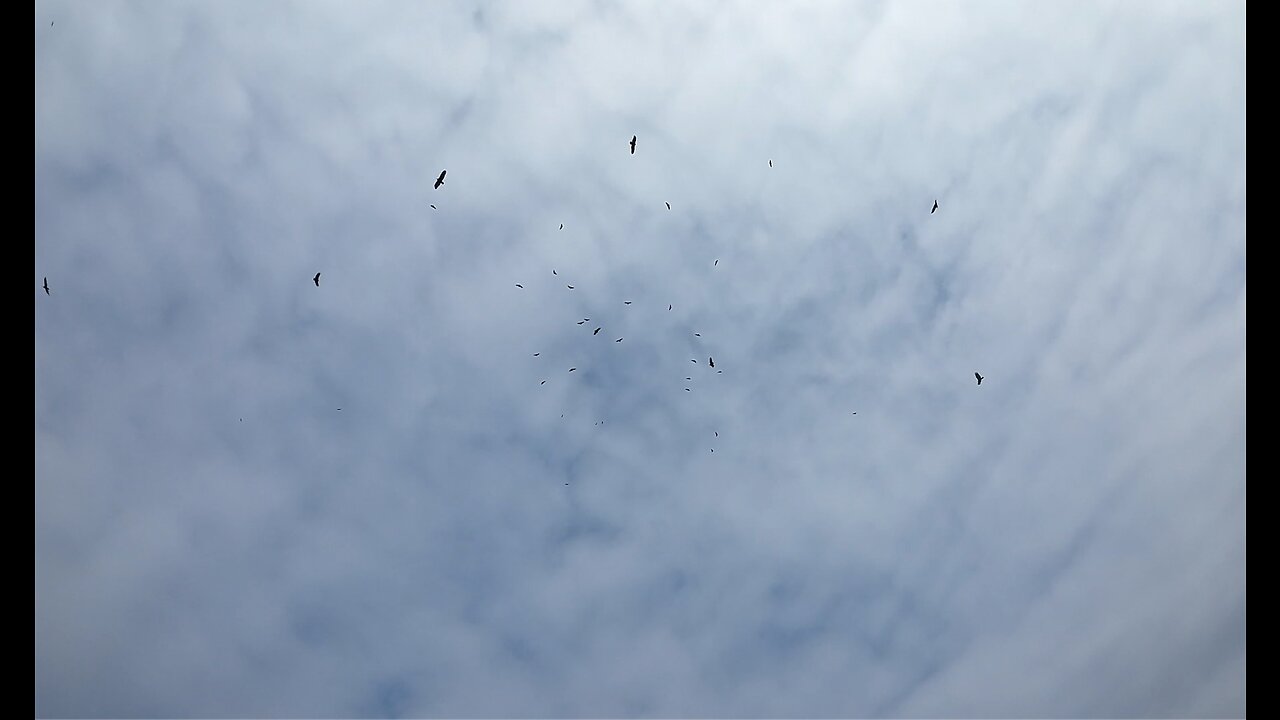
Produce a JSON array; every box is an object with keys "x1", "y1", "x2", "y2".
[
  {"x1": 553, "y1": 270, "x2": 557, "y2": 275},
  {"x1": 559, "y1": 224, "x2": 564, "y2": 230},
  {"x1": 624, "y1": 301, "x2": 632, "y2": 305},
  {"x1": 533, "y1": 353, "x2": 540, "y2": 356},
  {"x1": 851, "y1": 412, "x2": 857, "y2": 415},
  {"x1": 516, "y1": 283, "x2": 524, "y2": 288},
  {"x1": 769, "y1": 159, "x2": 772, "y2": 168},
  {"x1": 975, "y1": 372, "x2": 984, "y2": 385},
  {"x1": 709, "y1": 357, "x2": 714, "y2": 367},
  {"x1": 430, "y1": 204, "x2": 436, "y2": 209},
  {"x1": 717, "y1": 370, "x2": 722, "y2": 373},
  {"x1": 583, "y1": 318, "x2": 590, "y2": 322},
  {"x1": 630, "y1": 135, "x2": 637, "y2": 154},
  {"x1": 668, "y1": 304, "x2": 672, "y2": 311},
  {"x1": 931, "y1": 199, "x2": 938, "y2": 214},
  {"x1": 541, "y1": 380, "x2": 547, "y2": 385},
  {"x1": 694, "y1": 333, "x2": 701, "y2": 337},
  {"x1": 715, "y1": 431, "x2": 718, "y2": 437},
  {"x1": 313, "y1": 273, "x2": 321, "y2": 286},
  {"x1": 569, "y1": 367, "x2": 577, "y2": 372},
  {"x1": 615, "y1": 338, "x2": 622, "y2": 342},
  {"x1": 434, "y1": 170, "x2": 447, "y2": 189},
  {"x1": 43, "y1": 277, "x2": 49, "y2": 295},
  {"x1": 337, "y1": 408, "x2": 342, "y2": 411},
  {"x1": 593, "y1": 327, "x2": 601, "y2": 335},
  {"x1": 691, "y1": 359, "x2": 697, "y2": 363},
  {"x1": 578, "y1": 321, "x2": 586, "y2": 325},
  {"x1": 710, "y1": 448, "x2": 714, "y2": 453},
  {"x1": 666, "y1": 202, "x2": 671, "y2": 210},
  {"x1": 686, "y1": 388, "x2": 691, "y2": 391},
  {"x1": 567, "y1": 285, "x2": 575, "y2": 289},
  {"x1": 686, "y1": 377, "x2": 692, "y2": 381},
  {"x1": 714, "y1": 259, "x2": 718, "y2": 266}
]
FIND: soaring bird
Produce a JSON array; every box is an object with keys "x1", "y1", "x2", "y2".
[
  {"x1": 931, "y1": 199, "x2": 939, "y2": 214},
  {"x1": 975, "y1": 372, "x2": 984, "y2": 385},
  {"x1": 313, "y1": 273, "x2": 321, "y2": 286},
  {"x1": 553, "y1": 270, "x2": 557, "y2": 275},
  {"x1": 630, "y1": 135, "x2": 637, "y2": 154},
  {"x1": 666, "y1": 202, "x2": 671, "y2": 210},
  {"x1": 434, "y1": 170, "x2": 447, "y2": 189},
  {"x1": 714, "y1": 259, "x2": 718, "y2": 266},
  {"x1": 715, "y1": 431, "x2": 718, "y2": 437},
  {"x1": 43, "y1": 277, "x2": 49, "y2": 295},
  {"x1": 691, "y1": 359, "x2": 697, "y2": 363},
  {"x1": 567, "y1": 285, "x2": 575, "y2": 289},
  {"x1": 709, "y1": 357, "x2": 714, "y2": 368},
  {"x1": 533, "y1": 353, "x2": 540, "y2": 356},
  {"x1": 694, "y1": 333, "x2": 701, "y2": 337},
  {"x1": 577, "y1": 321, "x2": 586, "y2": 325},
  {"x1": 541, "y1": 380, "x2": 547, "y2": 385},
  {"x1": 569, "y1": 367, "x2": 577, "y2": 372},
  {"x1": 593, "y1": 327, "x2": 601, "y2": 335},
  {"x1": 615, "y1": 338, "x2": 622, "y2": 342},
  {"x1": 515, "y1": 283, "x2": 524, "y2": 288},
  {"x1": 624, "y1": 301, "x2": 632, "y2": 305},
  {"x1": 430, "y1": 204, "x2": 436, "y2": 209},
  {"x1": 668, "y1": 304, "x2": 672, "y2": 311},
  {"x1": 686, "y1": 377, "x2": 692, "y2": 381},
  {"x1": 559, "y1": 224, "x2": 564, "y2": 230},
  {"x1": 769, "y1": 159, "x2": 772, "y2": 167}
]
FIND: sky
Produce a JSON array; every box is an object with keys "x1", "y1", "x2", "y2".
[{"x1": 35, "y1": 1, "x2": 1245, "y2": 717}]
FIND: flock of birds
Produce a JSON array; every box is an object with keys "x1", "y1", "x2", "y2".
[{"x1": 39, "y1": 133, "x2": 986, "y2": 470}]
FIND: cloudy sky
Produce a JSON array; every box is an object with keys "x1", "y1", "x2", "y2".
[{"x1": 35, "y1": 1, "x2": 1245, "y2": 717}]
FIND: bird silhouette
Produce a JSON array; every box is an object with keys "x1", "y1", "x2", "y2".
[
  {"x1": 313, "y1": 273, "x2": 321, "y2": 286},
  {"x1": 715, "y1": 431, "x2": 718, "y2": 437},
  {"x1": 709, "y1": 357, "x2": 714, "y2": 368},
  {"x1": 434, "y1": 170, "x2": 447, "y2": 189},
  {"x1": 630, "y1": 135, "x2": 637, "y2": 154},
  {"x1": 43, "y1": 277, "x2": 49, "y2": 295},
  {"x1": 931, "y1": 199, "x2": 939, "y2": 214},
  {"x1": 516, "y1": 283, "x2": 524, "y2": 288},
  {"x1": 615, "y1": 338, "x2": 622, "y2": 342},
  {"x1": 541, "y1": 380, "x2": 547, "y2": 385},
  {"x1": 686, "y1": 377, "x2": 692, "y2": 381},
  {"x1": 694, "y1": 333, "x2": 701, "y2": 337},
  {"x1": 666, "y1": 202, "x2": 671, "y2": 210},
  {"x1": 430, "y1": 204, "x2": 436, "y2": 209},
  {"x1": 533, "y1": 353, "x2": 540, "y2": 356},
  {"x1": 975, "y1": 372, "x2": 984, "y2": 385},
  {"x1": 569, "y1": 368, "x2": 577, "y2": 372},
  {"x1": 714, "y1": 259, "x2": 718, "y2": 266},
  {"x1": 668, "y1": 304, "x2": 672, "y2": 311},
  {"x1": 578, "y1": 321, "x2": 586, "y2": 325},
  {"x1": 624, "y1": 301, "x2": 632, "y2": 305},
  {"x1": 559, "y1": 224, "x2": 564, "y2": 230},
  {"x1": 553, "y1": 270, "x2": 557, "y2": 275},
  {"x1": 769, "y1": 159, "x2": 772, "y2": 167},
  {"x1": 567, "y1": 285, "x2": 575, "y2": 289},
  {"x1": 691, "y1": 359, "x2": 697, "y2": 363},
  {"x1": 593, "y1": 327, "x2": 601, "y2": 335}
]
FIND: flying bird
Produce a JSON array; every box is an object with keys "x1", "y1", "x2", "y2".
[
  {"x1": 666, "y1": 202, "x2": 671, "y2": 210},
  {"x1": 715, "y1": 431, "x2": 718, "y2": 437},
  {"x1": 541, "y1": 380, "x2": 547, "y2": 385},
  {"x1": 931, "y1": 199, "x2": 938, "y2": 214},
  {"x1": 313, "y1": 273, "x2": 321, "y2": 286},
  {"x1": 709, "y1": 357, "x2": 714, "y2": 367},
  {"x1": 553, "y1": 270, "x2": 557, "y2": 275},
  {"x1": 691, "y1": 359, "x2": 697, "y2": 363},
  {"x1": 615, "y1": 338, "x2": 622, "y2": 342},
  {"x1": 559, "y1": 224, "x2": 564, "y2": 230},
  {"x1": 429, "y1": 204, "x2": 436, "y2": 209},
  {"x1": 669, "y1": 304, "x2": 672, "y2": 311},
  {"x1": 533, "y1": 353, "x2": 540, "y2": 356},
  {"x1": 43, "y1": 277, "x2": 49, "y2": 295},
  {"x1": 717, "y1": 370, "x2": 722, "y2": 373},
  {"x1": 714, "y1": 259, "x2": 718, "y2": 266},
  {"x1": 434, "y1": 170, "x2": 447, "y2": 189},
  {"x1": 577, "y1": 321, "x2": 586, "y2": 325},
  {"x1": 686, "y1": 377, "x2": 692, "y2": 381},
  {"x1": 630, "y1": 135, "x2": 637, "y2": 154},
  {"x1": 515, "y1": 283, "x2": 524, "y2": 288},
  {"x1": 624, "y1": 301, "x2": 632, "y2": 305},
  {"x1": 686, "y1": 388, "x2": 691, "y2": 391},
  {"x1": 567, "y1": 285, "x2": 575, "y2": 289},
  {"x1": 569, "y1": 367, "x2": 577, "y2": 372},
  {"x1": 593, "y1": 327, "x2": 601, "y2": 335},
  {"x1": 975, "y1": 372, "x2": 984, "y2": 385},
  {"x1": 769, "y1": 159, "x2": 772, "y2": 167},
  {"x1": 694, "y1": 333, "x2": 701, "y2": 337}
]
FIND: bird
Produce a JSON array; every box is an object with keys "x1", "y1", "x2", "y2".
[
  {"x1": 533, "y1": 353, "x2": 540, "y2": 356},
  {"x1": 630, "y1": 135, "x2": 637, "y2": 154},
  {"x1": 666, "y1": 202, "x2": 671, "y2": 210},
  {"x1": 686, "y1": 388, "x2": 691, "y2": 391},
  {"x1": 313, "y1": 272, "x2": 321, "y2": 286},
  {"x1": 43, "y1": 277, "x2": 49, "y2": 295},
  {"x1": 717, "y1": 370, "x2": 722, "y2": 373},
  {"x1": 669, "y1": 305, "x2": 673, "y2": 311},
  {"x1": 569, "y1": 367, "x2": 577, "y2": 372},
  {"x1": 434, "y1": 170, "x2": 447, "y2": 189},
  {"x1": 429, "y1": 204, "x2": 437, "y2": 209},
  {"x1": 709, "y1": 357, "x2": 714, "y2": 368},
  {"x1": 593, "y1": 327, "x2": 601, "y2": 335},
  {"x1": 714, "y1": 259, "x2": 719, "y2": 266},
  {"x1": 691, "y1": 359, "x2": 697, "y2": 363},
  {"x1": 975, "y1": 372, "x2": 984, "y2": 385},
  {"x1": 337, "y1": 408, "x2": 342, "y2": 411},
  {"x1": 516, "y1": 283, "x2": 524, "y2": 288},
  {"x1": 851, "y1": 412, "x2": 857, "y2": 415},
  {"x1": 553, "y1": 270, "x2": 557, "y2": 275},
  {"x1": 567, "y1": 285, "x2": 575, "y2": 289},
  {"x1": 577, "y1": 321, "x2": 586, "y2": 325},
  {"x1": 686, "y1": 377, "x2": 692, "y2": 381},
  {"x1": 694, "y1": 333, "x2": 701, "y2": 337},
  {"x1": 559, "y1": 224, "x2": 564, "y2": 230},
  {"x1": 624, "y1": 301, "x2": 632, "y2": 305},
  {"x1": 583, "y1": 318, "x2": 590, "y2": 322},
  {"x1": 715, "y1": 431, "x2": 718, "y2": 437},
  {"x1": 541, "y1": 380, "x2": 547, "y2": 385},
  {"x1": 710, "y1": 448, "x2": 714, "y2": 453},
  {"x1": 615, "y1": 338, "x2": 622, "y2": 342},
  {"x1": 931, "y1": 199, "x2": 938, "y2": 214},
  {"x1": 769, "y1": 159, "x2": 772, "y2": 167}
]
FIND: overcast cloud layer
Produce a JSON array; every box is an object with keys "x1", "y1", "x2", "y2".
[{"x1": 35, "y1": 1, "x2": 1245, "y2": 717}]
